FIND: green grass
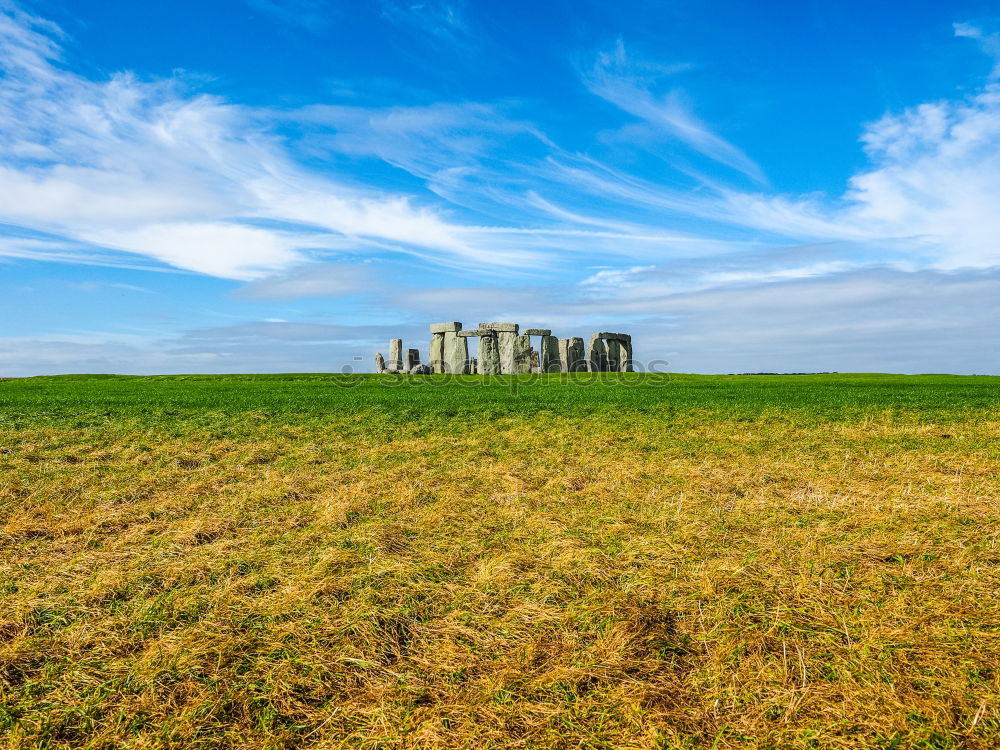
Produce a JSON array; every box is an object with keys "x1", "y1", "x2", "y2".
[
  {"x1": 1, "y1": 373, "x2": 999, "y2": 748},
  {"x1": 5, "y1": 372, "x2": 1000, "y2": 421}
]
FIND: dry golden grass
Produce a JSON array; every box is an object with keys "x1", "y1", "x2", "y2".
[{"x1": 2, "y1": 391, "x2": 1000, "y2": 747}]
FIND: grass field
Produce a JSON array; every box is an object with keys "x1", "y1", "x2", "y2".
[{"x1": 2, "y1": 373, "x2": 1000, "y2": 748}]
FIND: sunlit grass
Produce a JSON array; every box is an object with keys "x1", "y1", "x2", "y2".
[{"x1": 1, "y1": 374, "x2": 999, "y2": 748}]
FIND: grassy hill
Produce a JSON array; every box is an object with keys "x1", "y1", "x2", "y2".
[{"x1": 2, "y1": 374, "x2": 999, "y2": 748}]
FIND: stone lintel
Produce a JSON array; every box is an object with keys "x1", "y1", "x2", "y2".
[
  {"x1": 478, "y1": 322, "x2": 519, "y2": 333},
  {"x1": 429, "y1": 321, "x2": 462, "y2": 333},
  {"x1": 456, "y1": 329, "x2": 483, "y2": 337},
  {"x1": 523, "y1": 328, "x2": 551, "y2": 336},
  {"x1": 595, "y1": 331, "x2": 631, "y2": 342}
]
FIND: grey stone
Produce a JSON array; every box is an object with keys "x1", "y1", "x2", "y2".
[
  {"x1": 523, "y1": 328, "x2": 551, "y2": 336},
  {"x1": 430, "y1": 321, "x2": 462, "y2": 334},
  {"x1": 478, "y1": 322, "x2": 519, "y2": 333},
  {"x1": 409, "y1": 364, "x2": 431, "y2": 375},
  {"x1": 567, "y1": 337, "x2": 587, "y2": 372},
  {"x1": 497, "y1": 330, "x2": 518, "y2": 373},
  {"x1": 569, "y1": 340, "x2": 584, "y2": 372},
  {"x1": 530, "y1": 349, "x2": 540, "y2": 370},
  {"x1": 588, "y1": 335, "x2": 608, "y2": 372},
  {"x1": 406, "y1": 348, "x2": 420, "y2": 370},
  {"x1": 429, "y1": 333, "x2": 445, "y2": 374},
  {"x1": 557, "y1": 338, "x2": 570, "y2": 373},
  {"x1": 619, "y1": 340, "x2": 634, "y2": 372},
  {"x1": 389, "y1": 338, "x2": 403, "y2": 372},
  {"x1": 469, "y1": 357, "x2": 478, "y2": 374},
  {"x1": 540, "y1": 335, "x2": 560, "y2": 373},
  {"x1": 513, "y1": 334, "x2": 532, "y2": 374},
  {"x1": 443, "y1": 331, "x2": 469, "y2": 374},
  {"x1": 374, "y1": 352, "x2": 386, "y2": 374},
  {"x1": 596, "y1": 332, "x2": 631, "y2": 343},
  {"x1": 478, "y1": 331, "x2": 501, "y2": 374},
  {"x1": 605, "y1": 339, "x2": 623, "y2": 372},
  {"x1": 456, "y1": 329, "x2": 482, "y2": 337}
]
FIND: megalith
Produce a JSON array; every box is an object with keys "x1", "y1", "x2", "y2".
[
  {"x1": 540, "y1": 335, "x2": 560, "y2": 373},
  {"x1": 479, "y1": 322, "x2": 519, "y2": 374},
  {"x1": 374, "y1": 352, "x2": 386, "y2": 374},
  {"x1": 513, "y1": 334, "x2": 532, "y2": 374},
  {"x1": 430, "y1": 322, "x2": 464, "y2": 374},
  {"x1": 605, "y1": 339, "x2": 622, "y2": 372},
  {"x1": 406, "y1": 348, "x2": 420, "y2": 370},
  {"x1": 478, "y1": 331, "x2": 501, "y2": 375},
  {"x1": 618, "y1": 334, "x2": 633, "y2": 372},
  {"x1": 588, "y1": 335, "x2": 607, "y2": 372},
  {"x1": 567, "y1": 337, "x2": 587, "y2": 372},
  {"x1": 597, "y1": 333, "x2": 632, "y2": 372},
  {"x1": 429, "y1": 333, "x2": 445, "y2": 373},
  {"x1": 444, "y1": 333, "x2": 468, "y2": 374},
  {"x1": 389, "y1": 338, "x2": 403, "y2": 372}
]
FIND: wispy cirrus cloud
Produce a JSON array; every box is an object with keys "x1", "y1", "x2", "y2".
[
  {"x1": 582, "y1": 39, "x2": 767, "y2": 186},
  {"x1": 954, "y1": 22, "x2": 1000, "y2": 77},
  {"x1": 244, "y1": 0, "x2": 335, "y2": 32},
  {"x1": 378, "y1": 0, "x2": 471, "y2": 49},
  {"x1": 233, "y1": 262, "x2": 376, "y2": 300},
  {"x1": 0, "y1": 6, "x2": 564, "y2": 279},
  {"x1": 5, "y1": 1, "x2": 1000, "y2": 311}
]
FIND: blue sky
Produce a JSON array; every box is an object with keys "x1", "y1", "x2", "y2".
[{"x1": 2, "y1": 0, "x2": 1000, "y2": 375}]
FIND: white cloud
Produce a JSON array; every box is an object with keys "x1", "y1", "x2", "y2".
[
  {"x1": 0, "y1": 6, "x2": 560, "y2": 279},
  {"x1": 583, "y1": 39, "x2": 767, "y2": 185},
  {"x1": 234, "y1": 263, "x2": 376, "y2": 300},
  {"x1": 954, "y1": 23, "x2": 1000, "y2": 77},
  {"x1": 245, "y1": 0, "x2": 334, "y2": 32},
  {"x1": 2, "y1": 0, "x2": 1000, "y2": 330}
]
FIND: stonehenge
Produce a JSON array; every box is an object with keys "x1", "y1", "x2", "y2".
[
  {"x1": 375, "y1": 322, "x2": 635, "y2": 375},
  {"x1": 588, "y1": 335, "x2": 607, "y2": 373},
  {"x1": 478, "y1": 330, "x2": 501, "y2": 374},
  {"x1": 559, "y1": 337, "x2": 587, "y2": 372},
  {"x1": 388, "y1": 338, "x2": 403, "y2": 372},
  {"x1": 375, "y1": 337, "x2": 430, "y2": 374}
]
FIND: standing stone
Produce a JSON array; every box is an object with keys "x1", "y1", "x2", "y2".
[
  {"x1": 389, "y1": 338, "x2": 403, "y2": 372},
  {"x1": 540, "y1": 335, "x2": 560, "y2": 373},
  {"x1": 588, "y1": 336, "x2": 608, "y2": 372},
  {"x1": 406, "y1": 348, "x2": 420, "y2": 370},
  {"x1": 513, "y1": 334, "x2": 532, "y2": 374},
  {"x1": 497, "y1": 331, "x2": 518, "y2": 373},
  {"x1": 429, "y1": 333, "x2": 445, "y2": 374},
  {"x1": 443, "y1": 331, "x2": 469, "y2": 374},
  {"x1": 567, "y1": 337, "x2": 587, "y2": 372},
  {"x1": 619, "y1": 339, "x2": 633, "y2": 372},
  {"x1": 429, "y1": 323, "x2": 460, "y2": 373},
  {"x1": 374, "y1": 352, "x2": 386, "y2": 374},
  {"x1": 605, "y1": 339, "x2": 622, "y2": 372},
  {"x1": 479, "y1": 323, "x2": 519, "y2": 374},
  {"x1": 469, "y1": 357, "x2": 478, "y2": 374},
  {"x1": 478, "y1": 331, "x2": 501, "y2": 375},
  {"x1": 558, "y1": 338, "x2": 570, "y2": 373},
  {"x1": 530, "y1": 349, "x2": 540, "y2": 372}
]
